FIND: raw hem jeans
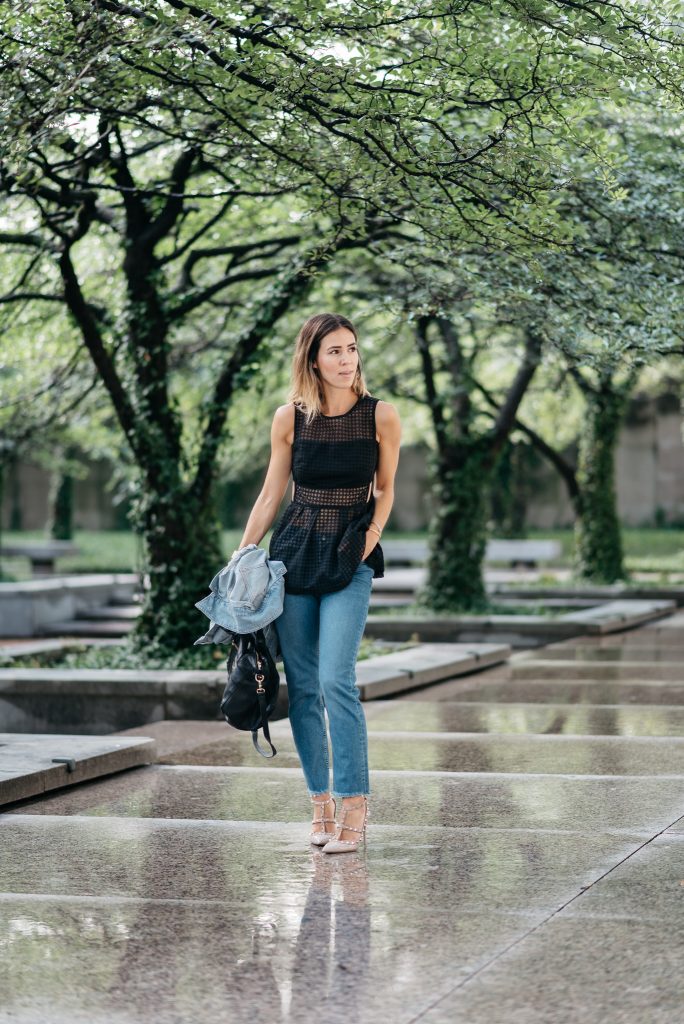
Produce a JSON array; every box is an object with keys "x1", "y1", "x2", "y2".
[{"x1": 274, "y1": 561, "x2": 374, "y2": 798}]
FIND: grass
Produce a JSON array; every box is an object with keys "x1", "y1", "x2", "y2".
[
  {"x1": 525, "y1": 527, "x2": 684, "y2": 573},
  {"x1": 2, "y1": 527, "x2": 684, "y2": 579}
]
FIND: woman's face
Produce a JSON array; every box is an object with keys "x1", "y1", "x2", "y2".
[{"x1": 312, "y1": 327, "x2": 359, "y2": 389}]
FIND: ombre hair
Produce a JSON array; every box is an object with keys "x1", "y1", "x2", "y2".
[{"x1": 287, "y1": 313, "x2": 370, "y2": 423}]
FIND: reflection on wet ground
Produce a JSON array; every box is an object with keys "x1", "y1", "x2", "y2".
[
  {"x1": 1, "y1": 617, "x2": 684, "y2": 1022},
  {"x1": 118, "y1": 730, "x2": 684, "y2": 776},
  {"x1": 8, "y1": 765, "x2": 683, "y2": 833}
]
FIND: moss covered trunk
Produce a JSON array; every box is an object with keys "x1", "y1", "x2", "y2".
[
  {"x1": 418, "y1": 441, "x2": 493, "y2": 611},
  {"x1": 132, "y1": 477, "x2": 224, "y2": 651},
  {"x1": 575, "y1": 388, "x2": 627, "y2": 582},
  {"x1": 49, "y1": 471, "x2": 74, "y2": 540}
]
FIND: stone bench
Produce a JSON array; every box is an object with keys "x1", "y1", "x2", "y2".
[
  {"x1": 0, "y1": 574, "x2": 140, "y2": 638},
  {"x1": 485, "y1": 539, "x2": 562, "y2": 567},
  {"x1": 381, "y1": 538, "x2": 562, "y2": 568},
  {"x1": 1, "y1": 542, "x2": 81, "y2": 577}
]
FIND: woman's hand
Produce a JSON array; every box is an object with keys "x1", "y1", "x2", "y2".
[{"x1": 362, "y1": 529, "x2": 380, "y2": 560}]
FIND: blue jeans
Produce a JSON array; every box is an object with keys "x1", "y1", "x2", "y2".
[{"x1": 274, "y1": 562, "x2": 374, "y2": 798}]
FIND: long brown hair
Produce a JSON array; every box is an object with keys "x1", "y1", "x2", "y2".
[{"x1": 287, "y1": 313, "x2": 370, "y2": 423}]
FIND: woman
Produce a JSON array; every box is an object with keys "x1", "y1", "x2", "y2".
[{"x1": 237, "y1": 312, "x2": 401, "y2": 853}]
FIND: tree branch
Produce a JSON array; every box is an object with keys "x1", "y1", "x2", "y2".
[
  {"x1": 415, "y1": 316, "x2": 449, "y2": 458},
  {"x1": 490, "y1": 329, "x2": 543, "y2": 446},
  {"x1": 474, "y1": 377, "x2": 582, "y2": 513},
  {"x1": 58, "y1": 246, "x2": 142, "y2": 461}
]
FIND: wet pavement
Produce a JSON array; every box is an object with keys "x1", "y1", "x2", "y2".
[{"x1": 2, "y1": 614, "x2": 684, "y2": 1022}]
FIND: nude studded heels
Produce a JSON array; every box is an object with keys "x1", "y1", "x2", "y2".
[
  {"x1": 310, "y1": 796, "x2": 337, "y2": 846},
  {"x1": 322, "y1": 796, "x2": 368, "y2": 854}
]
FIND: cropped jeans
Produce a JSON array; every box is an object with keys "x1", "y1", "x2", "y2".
[{"x1": 274, "y1": 561, "x2": 374, "y2": 798}]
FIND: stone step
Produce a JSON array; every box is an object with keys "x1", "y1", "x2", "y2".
[
  {"x1": 554, "y1": 629, "x2": 684, "y2": 647},
  {"x1": 559, "y1": 599, "x2": 675, "y2": 630},
  {"x1": 0, "y1": 643, "x2": 510, "y2": 733},
  {"x1": 511, "y1": 660, "x2": 683, "y2": 681},
  {"x1": 490, "y1": 584, "x2": 684, "y2": 607},
  {"x1": 355, "y1": 642, "x2": 510, "y2": 699},
  {"x1": 76, "y1": 604, "x2": 141, "y2": 620},
  {"x1": 0, "y1": 637, "x2": 121, "y2": 661},
  {"x1": 0, "y1": 733, "x2": 156, "y2": 806},
  {"x1": 41, "y1": 619, "x2": 134, "y2": 637},
  {"x1": 364, "y1": 600, "x2": 675, "y2": 648},
  {"x1": 8, "y1": 763, "x2": 684, "y2": 835},
  {"x1": 361, "y1": 699, "x2": 684, "y2": 738},
  {"x1": 151, "y1": 725, "x2": 684, "y2": 777},
  {"x1": 427, "y1": 676, "x2": 684, "y2": 706},
  {"x1": 0, "y1": 573, "x2": 140, "y2": 638},
  {"x1": 516, "y1": 644, "x2": 684, "y2": 663}
]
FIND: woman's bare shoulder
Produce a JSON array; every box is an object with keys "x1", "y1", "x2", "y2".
[
  {"x1": 271, "y1": 403, "x2": 296, "y2": 441},
  {"x1": 375, "y1": 399, "x2": 401, "y2": 429}
]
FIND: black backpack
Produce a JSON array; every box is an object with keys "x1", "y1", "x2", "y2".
[{"x1": 220, "y1": 629, "x2": 280, "y2": 758}]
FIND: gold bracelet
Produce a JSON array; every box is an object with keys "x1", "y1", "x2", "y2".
[
  {"x1": 370, "y1": 520, "x2": 383, "y2": 534},
  {"x1": 368, "y1": 525, "x2": 382, "y2": 537}
]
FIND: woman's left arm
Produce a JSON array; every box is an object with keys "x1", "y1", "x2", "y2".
[{"x1": 363, "y1": 400, "x2": 402, "y2": 559}]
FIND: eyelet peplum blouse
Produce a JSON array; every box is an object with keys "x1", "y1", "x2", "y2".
[{"x1": 268, "y1": 394, "x2": 385, "y2": 595}]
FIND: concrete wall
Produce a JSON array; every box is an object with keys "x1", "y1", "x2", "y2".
[
  {"x1": 3, "y1": 394, "x2": 683, "y2": 533},
  {"x1": 531, "y1": 395, "x2": 684, "y2": 529}
]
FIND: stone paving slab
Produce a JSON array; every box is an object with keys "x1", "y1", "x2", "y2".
[
  {"x1": 10, "y1": 765, "x2": 684, "y2": 836},
  {"x1": 0, "y1": 813, "x2": 645, "y2": 911},
  {"x1": 0, "y1": 891, "x2": 537, "y2": 1024},
  {"x1": 414, "y1": 825, "x2": 684, "y2": 1024},
  {"x1": 0, "y1": 811, "x2": 676, "y2": 1024},
  {"x1": 418, "y1": 917, "x2": 684, "y2": 1024},
  {"x1": 152, "y1": 727, "x2": 684, "y2": 776},
  {"x1": 557, "y1": 831, "x2": 684, "y2": 919},
  {"x1": 361, "y1": 699, "x2": 684, "y2": 737},
  {"x1": 0, "y1": 733, "x2": 156, "y2": 806}
]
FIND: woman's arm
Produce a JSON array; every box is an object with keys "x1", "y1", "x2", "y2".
[
  {"x1": 238, "y1": 405, "x2": 295, "y2": 548},
  {"x1": 363, "y1": 400, "x2": 402, "y2": 559}
]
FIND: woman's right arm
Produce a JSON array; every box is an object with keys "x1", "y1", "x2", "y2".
[{"x1": 237, "y1": 404, "x2": 294, "y2": 549}]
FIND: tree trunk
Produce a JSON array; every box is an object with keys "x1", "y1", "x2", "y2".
[
  {"x1": 490, "y1": 440, "x2": 531, "y2": 538},
  {"x1": 417, "y1": 439, "x2": 494, "y2": 611},
  {"x1": 131, "y1": 482, "x2": 224, "y2": 651},
  {"x1": 575, "y1": 388, "x2": 627, "y2": 583},
  {"x1": 48, "y1": 464, "x2": 74, "y2": 540}
]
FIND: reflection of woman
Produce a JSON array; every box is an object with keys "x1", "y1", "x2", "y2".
[
  {"x1": 238, "y1": 313, "x2": 401, "y2": 852},
  {"x1": 289, "y1": 853, "x2": 370, "y2": 1019}
]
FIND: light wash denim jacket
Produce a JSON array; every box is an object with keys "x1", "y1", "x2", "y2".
[{"x1": 194, "y1": 545, "x2": 286, "y2": 660}]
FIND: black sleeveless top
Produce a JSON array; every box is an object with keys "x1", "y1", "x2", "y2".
[{"x1": 268, "y1": 394, "x2": 385, "y2": 595}]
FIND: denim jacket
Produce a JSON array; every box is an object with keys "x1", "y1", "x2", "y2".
[{"x1": 194, "y1": 545, "x2": 286, "y2": 658}]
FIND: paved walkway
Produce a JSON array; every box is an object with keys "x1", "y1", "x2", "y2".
[{"x1": 2, "y1": 613, "x2": 684, "y2": 1022}]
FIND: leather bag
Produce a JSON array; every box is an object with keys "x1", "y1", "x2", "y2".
[{"x1": 220, "y1": 628, "x2": 280, "y2": 758}]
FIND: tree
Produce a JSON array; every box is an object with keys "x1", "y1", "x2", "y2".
[{"x1": 1, "y1": 1, "x2": 683, "y2": 636}]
